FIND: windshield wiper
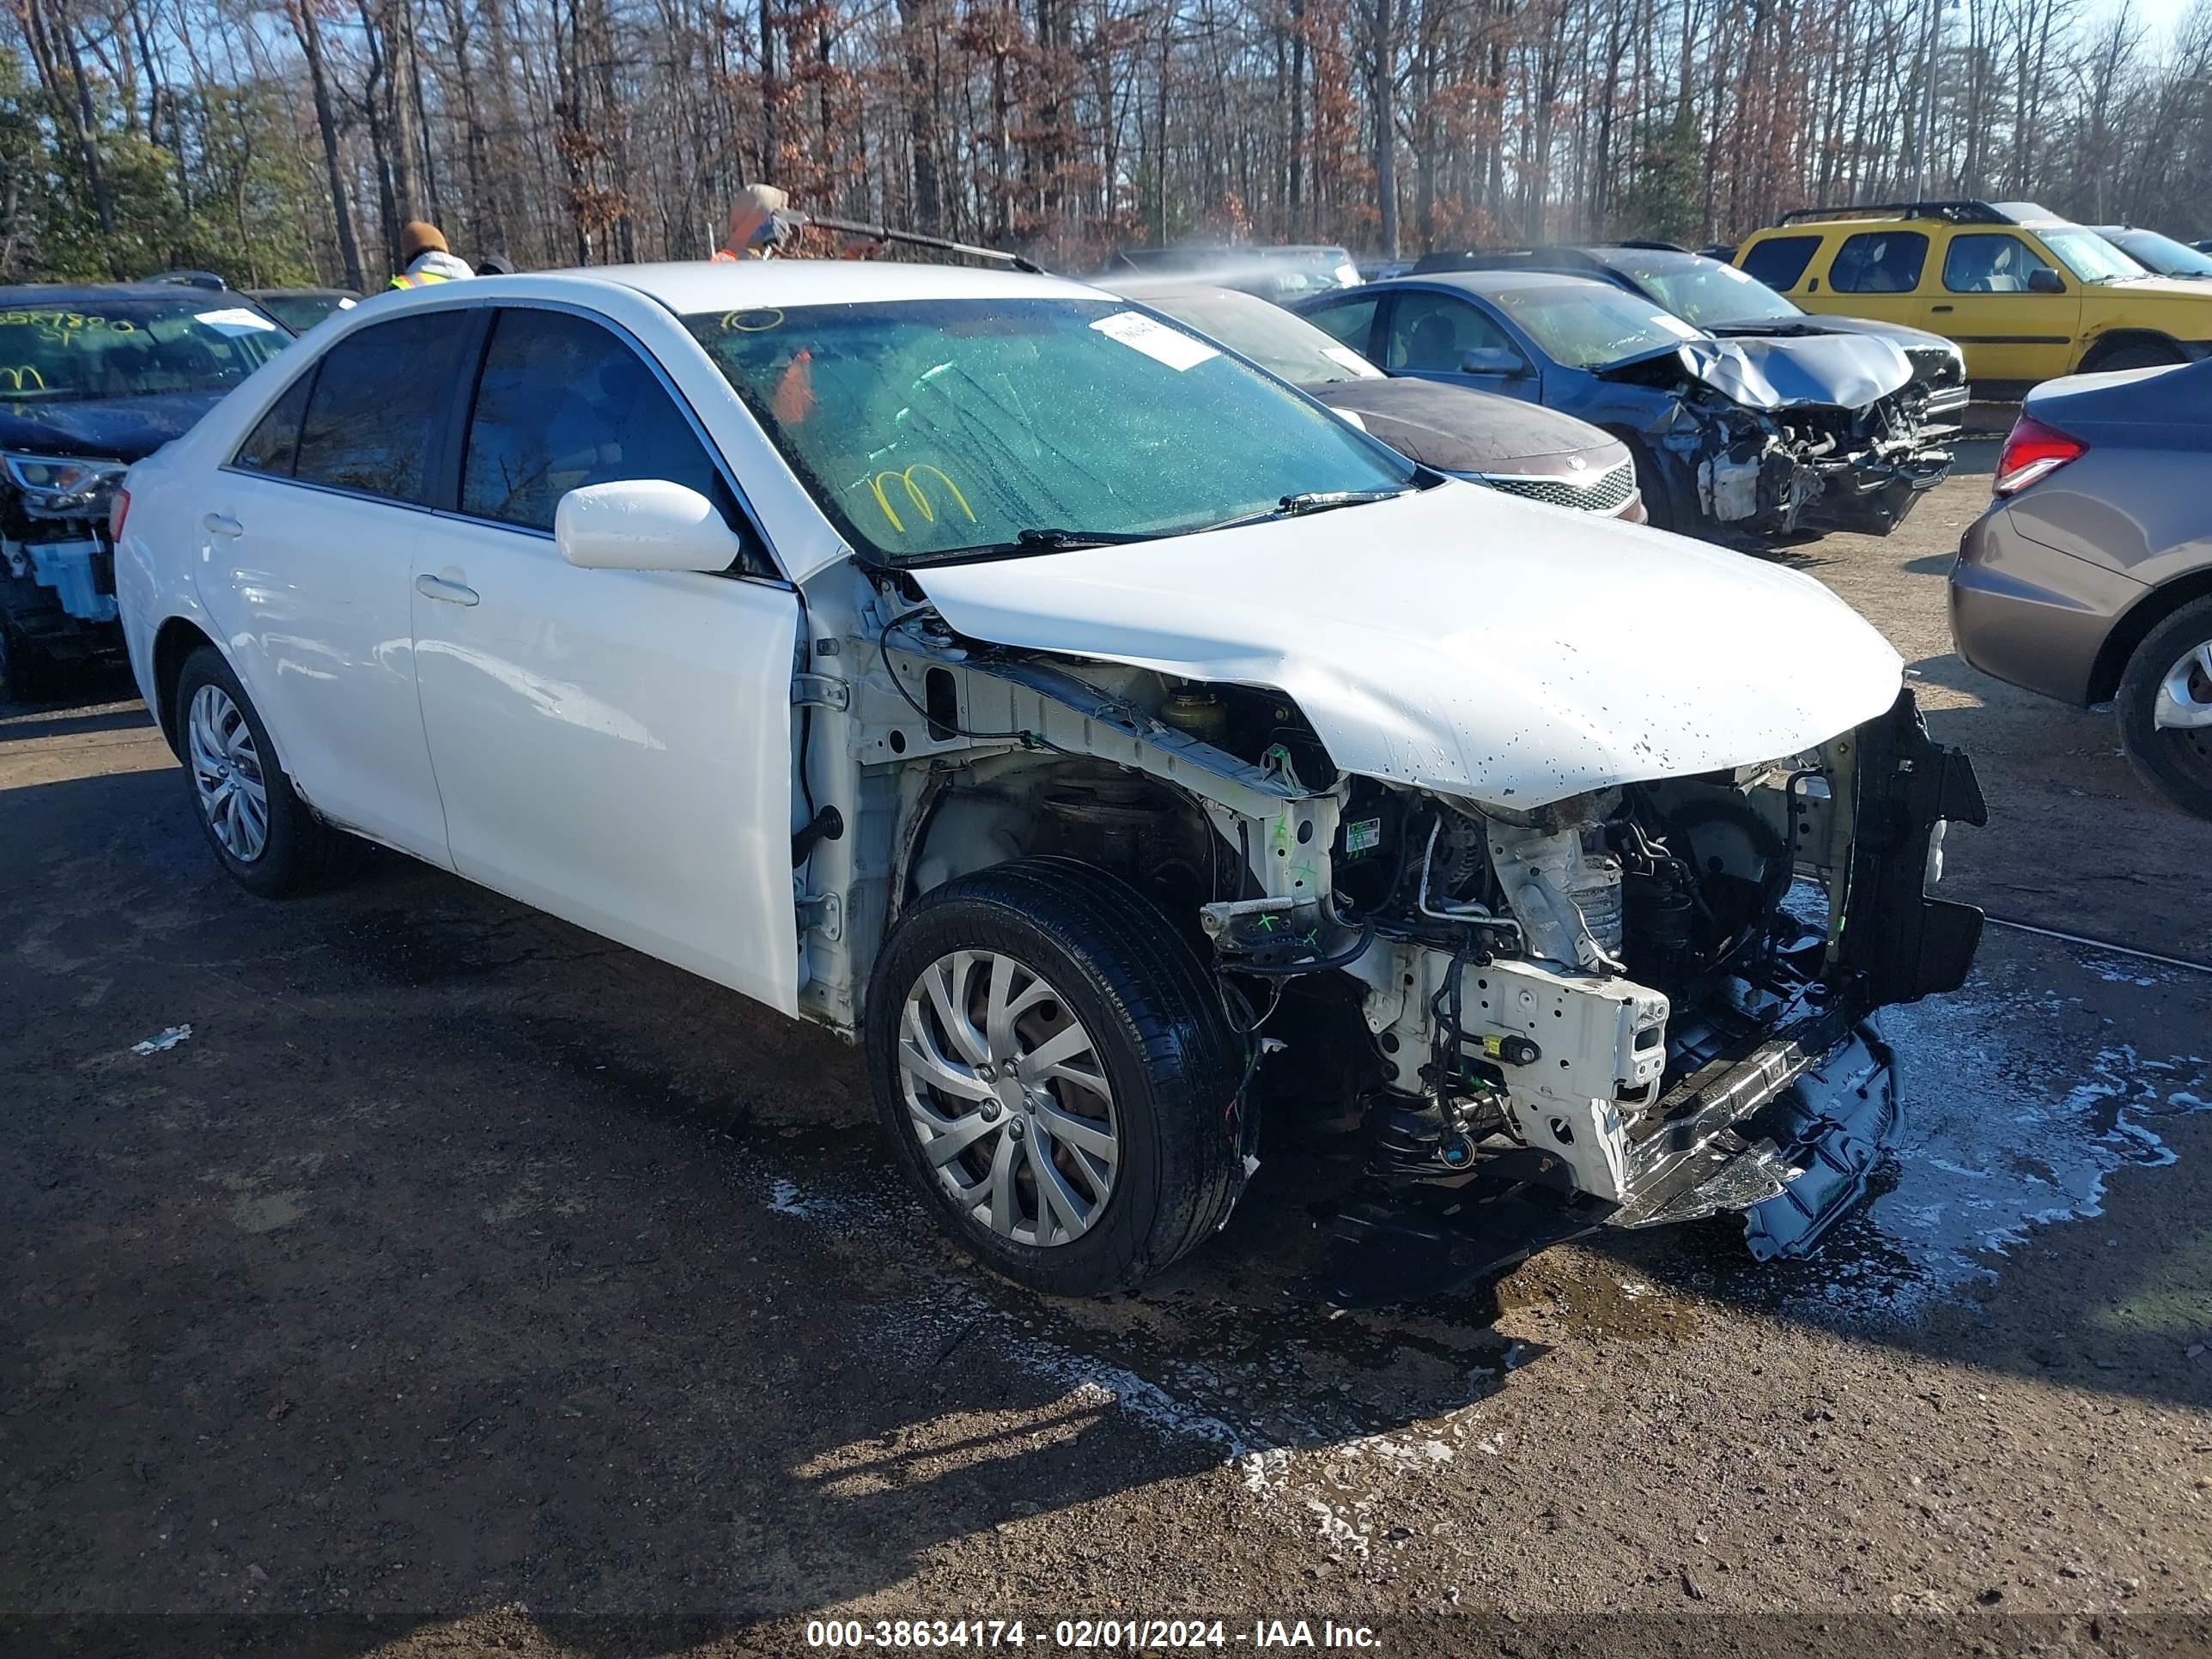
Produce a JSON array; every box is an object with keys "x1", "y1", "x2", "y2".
[
  {"x1": 1012, "y1": 527, "x2": 1163, "y2": 550},
  {"x1": 1276, "y1": 487, "x2": 1412, "y2": 516}
]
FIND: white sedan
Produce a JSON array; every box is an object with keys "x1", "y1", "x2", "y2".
[{"x1": 115, "y1": 260, "x2": 1982, "y2": 1294}]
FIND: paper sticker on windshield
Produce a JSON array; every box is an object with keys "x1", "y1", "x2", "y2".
[
  {"x1": 1091, "y1": 311, "x2": 1218, "y2": 371},
  {"x1": 194, "y1": 307, "x2": 279, "y2": 335}
]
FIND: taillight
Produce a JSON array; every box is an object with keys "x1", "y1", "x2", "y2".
[
  {"x1": 1993, "y1": 415, "x2": 2086, "y2": 495},
  {"x1": 108, "y1": 487, "x2": 131, "y2": 542}
]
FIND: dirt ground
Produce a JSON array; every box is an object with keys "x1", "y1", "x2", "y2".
[{"x1": 5, "y1": 438, "x2": 2211, "y2": 1659}]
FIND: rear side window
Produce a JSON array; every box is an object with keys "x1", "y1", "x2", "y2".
[
  {"x1": 231, "y1": 371, "x2": 315, "y2": 476},
  {"x1": 1302, "y1": 295, "x2": 1380, "y2": 356},
  {"x1": 1828, "y1": 231, "x2": 1929, "y2": 294},
  {"x1": 293, "y1": 310, "x2": 477, "y2": 504},
  {"x1": 460, "y1": 307, "x2": 738, "y2": 544},
  {"x1": 1740, "y1": 235, "x2": 1820, "y2": 290}
]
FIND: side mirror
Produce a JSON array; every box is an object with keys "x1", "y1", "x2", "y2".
[
  {"x1": 1460, "y1": 345, "x2": 1530, "y2": 377},
  {"x1": 2027, "y1": 267, "x2": 2066, "y2": 295},
  {"x1": 1332, "y1": 406, "x2": 1370, "y2": 432},
  {"x1": 555, "y1": 480, "x2": 744, "y2": 573}
]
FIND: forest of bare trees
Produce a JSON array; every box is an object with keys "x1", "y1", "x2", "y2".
[{"x1": 3, "y1": 0, "x2": 2212, "y2": 289}]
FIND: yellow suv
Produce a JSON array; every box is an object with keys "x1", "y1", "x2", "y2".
[{"x1": 1733, "y1": 199, "x2": 2212, "y2": 396}]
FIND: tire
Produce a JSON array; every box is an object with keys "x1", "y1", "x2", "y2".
[
  {"x1": 865, "y1": 857, "x2": 1244, "y2": 1295},
  {"x1": 1618, "y1": 434, "x2": 1685, "y2": 535},
  {"x1": 2115, "y1": 594, "x2": 2212, "y2": 818},
  {"x1": 2086, "y1": 341, "x2": 2187, "y2": 373},
  {"x1": 173, "y1": 644, "x2": 354, "y2": 896}
]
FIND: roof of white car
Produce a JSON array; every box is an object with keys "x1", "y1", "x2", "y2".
[{"x1": 527, "y1": 258, "x2": 1112, "y2": 313}]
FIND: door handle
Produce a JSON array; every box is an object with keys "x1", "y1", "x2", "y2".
[
  {"x1": 414, "y1": 572, "x2": 480, "y2": 606},
  {"x1": 1930, "y1": 304, "x2": 1954, "y2": 313},
  {"x1": 203, "y1": 513, "x2": 243, "y2": 538}
]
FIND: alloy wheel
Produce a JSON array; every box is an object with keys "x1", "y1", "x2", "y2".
[
  {"x1": 2153, "y1": 639, "x2": 2212, "y2": 736},
  {"x1": 186, "y1": 684, "x2": 270, "y2": 863},
  {"x1": 896, "y1": 950, "x2": 1120, "y2": 1247}
]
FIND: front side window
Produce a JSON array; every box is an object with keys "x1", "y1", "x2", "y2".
[
  {"x1": 1829, "y1": 231, "x2": 1929, "y2": 294},
  {"x1": 292, "y1": 310, "x2": 476, "y2": 504},
  {"x1": 1942, "y1": 233, "x2": 2063, "y2": 294},
  {"x1": 463, "y1": 308, "x2": 732, "y2": 536},
  {"x1": 684, "y1": 298, "x2": 1416, "y2": 565},
  {"x1": 1385, "y1": 292, "x2": 1514, "y2": 371},
  {"x1": 0, "y1": 296, "x2": 287, "y2": 404},
  {"x1": 1485, "y1": 283, "x2": 1701, "y2": 368},
  {"x1": 1739, "y1": 235, "x2": 1821, "y2": 290}
]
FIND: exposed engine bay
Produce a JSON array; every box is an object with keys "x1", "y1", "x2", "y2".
[
  {"x1": 816, "y1": 601, "x2": 1987, "y2": 1290},
  {"x1": 1, "y1": 454, "x2": 128, "y2": 691},
  {"x1": 1599, "y1": 337, "x2": 1954, "y2": 538}
]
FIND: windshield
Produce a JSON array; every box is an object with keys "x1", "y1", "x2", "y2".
[
  {"x1": 1487, "y1": 283, "x2": 1704, "y2": 368},
  {"x1": 685, "y1": 297, "x2": 1415, "y2": 564},
  {"x1": 0, "y1": 297, "x2": 289, "y2": 403},
  {"x1": 2041, "y1": 228, "x2": 2148, "y2": 283},
  {"x1": 1602, "y1": 252, "x2": 1802, "y2": 327},
  {"x1": 1125, "y1": 287, "x2": 1382, "y2": 385},
  {"x1": 2104, "y1": 229, "x2": 2212, "y2": 277}
]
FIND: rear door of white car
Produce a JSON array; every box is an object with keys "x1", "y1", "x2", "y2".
[
  {"x1": 409, "y1": 301, "x2": 801, "y2": 1013},
  {"x1": 203, "y1": 308, "x2": 477, "y2": 861}
]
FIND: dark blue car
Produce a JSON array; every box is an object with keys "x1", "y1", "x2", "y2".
[{"x1": 1292, "y1": 270, "x2": 1954, "y2": 542}]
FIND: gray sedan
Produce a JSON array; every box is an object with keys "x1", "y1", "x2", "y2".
[{"x1": 1952, "y1": 359, "x2": 2212, "y2": 816}]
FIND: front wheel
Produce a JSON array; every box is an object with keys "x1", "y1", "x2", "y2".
[
  {"x1": 2116, "y1": 594, "x2": 2212, "y2": 818},
  {"x1": 866, "y1": 858, "x2": 1244, "y2": 1295}
]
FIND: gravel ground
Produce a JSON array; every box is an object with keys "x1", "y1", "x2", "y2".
[{"x1": 4, "y1": 440, "x2": 2210, "y2": 1659}]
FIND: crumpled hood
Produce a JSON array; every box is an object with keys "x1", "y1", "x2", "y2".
[
  {"x1": 1665, "y1": 333, "x2": 1916, "y2": 410},
  {"x1": 0, "y1": 390, "x2": 226, "y2": 464},
  {"x1": 1304, "y1": 379, "x2": 1619, "y2": 471},
  {"x1": 915, "y1": 482, "x2": 1904, "y2": 808}
]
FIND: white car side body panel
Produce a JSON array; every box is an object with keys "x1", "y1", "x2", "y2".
[
  {"x1": 916, "y1": 482, "x2": 1905, "y2": 808},
  {"x1": 410, "y1": 514, "x2": 802, "y2": 1014},
  {"x1": 186, "y1": 472, "x2": 453, "y2": 861}
]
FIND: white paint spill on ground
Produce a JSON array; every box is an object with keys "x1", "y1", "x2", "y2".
[
  {"x1": 1819, "y1": 974, "x2": 2212, "y2": 1320},
  {"x1": 130, "y1": 1024, "x2": 191, "y2": 1055}
]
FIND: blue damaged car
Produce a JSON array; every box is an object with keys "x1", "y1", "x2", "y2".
[{"x1": 1295, "y1": 270, "x2": 1954, "y2": 542}]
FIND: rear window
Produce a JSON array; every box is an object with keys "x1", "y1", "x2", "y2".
[
  {"x1": 1739, "y1": 235, "x2": 1821, "y2": 290},
  {"x1": 1828, "y1": 231, "x2": 1929, "y2": 295}
]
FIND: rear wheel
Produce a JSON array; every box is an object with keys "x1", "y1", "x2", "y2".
[
  {"x1": 866, "y1": 857, "x2": 1243, "y2": 1295},
  {"x1": 2116, "y1": 594, "x2": 2212, "y2": 818},
  {"x1": 173, "y1": 645, "x2": 354, "y2": 896}
]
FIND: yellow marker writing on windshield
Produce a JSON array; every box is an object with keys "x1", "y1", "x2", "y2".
[
  {"x1": 0, "y1": 366, "x2": 46, "y2": 391},
  {"x1": 869, "y1": 465, "x2": 975, "y2": 534}
]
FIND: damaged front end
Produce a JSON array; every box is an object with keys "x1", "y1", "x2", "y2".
[
  {"x1": 1, "y1": 451, "x2": 130, "y2": 689},
  {"x1": 1194, "y1": 689, "x2": 1986, "y2": 1289},
  {"x1": 1613, "y1": 337, "x2": 1954, "y2": 538}
]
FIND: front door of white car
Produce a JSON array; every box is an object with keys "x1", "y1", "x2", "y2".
[
  {"x1": 406, "y1": 304, "x2": 802, "y2": 1013},
  {"x1": 197, "y1": 309, "x2": 476, "y2": 863}
]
